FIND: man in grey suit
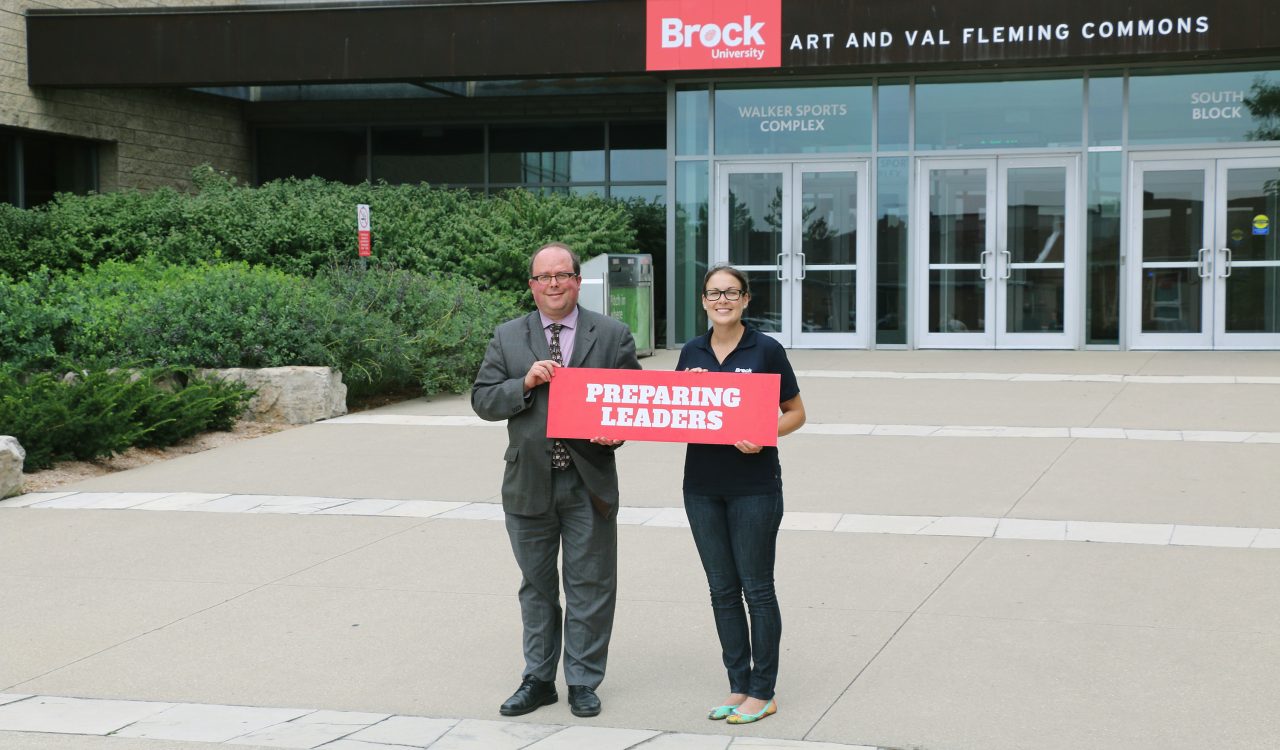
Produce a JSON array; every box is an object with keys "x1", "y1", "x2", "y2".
[{"x1": 472, "y1": 242, "x2": 641, "y2": 718}]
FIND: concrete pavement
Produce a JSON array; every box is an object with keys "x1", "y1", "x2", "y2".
[{"x1": 2, "y1": 349, "x2": 1279, "y2": 750}]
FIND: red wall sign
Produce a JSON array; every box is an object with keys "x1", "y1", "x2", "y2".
[
  {"x1": 547, "y1": 367, "x2": 781, "y2": 446},
  {"x1": 356, "y1": 203, "x2": 372, "y2": 258},
  {"x1": 646, "y1": 0, "x2": 781, "y2": 71}
]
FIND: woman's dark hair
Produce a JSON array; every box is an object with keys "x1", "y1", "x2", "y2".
[{"x1": 702, "y1": 264, "x2": 750, "y2": 296}]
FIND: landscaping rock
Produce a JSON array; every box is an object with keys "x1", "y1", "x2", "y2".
[
  {"x1": 199, "y1": 367, "x2": 348, "y2": 424},
  {"x1": 0, "y1": 436, "x2": 25, "y2": 499}
]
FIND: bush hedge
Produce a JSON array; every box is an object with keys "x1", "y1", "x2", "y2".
[
  {"x1": 0, "y1": 259, "x2": 519, "y2": 397},
  {"x1": 0, "y1": 167, "x2": 641, "y2": 297},
  {"x1": 0, "y1": 367, "x2": 252, "y2": 471}
]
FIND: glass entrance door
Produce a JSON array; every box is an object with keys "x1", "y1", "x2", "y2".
[
  {"x1": 715, "y1": 162, "x2": 870, "y2": 347},
  {"x1": 915, "y1": 156, "x2": 1079, "y2": 348},
  {"x1": 1129, "y1": 157, "x2": 1280, "y2": 349}
]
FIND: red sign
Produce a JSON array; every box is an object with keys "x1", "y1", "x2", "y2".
[
  {"x1": 547, "y1": 367, "x2": 781, "y2": 446},
  {"x1": 646, "y1": 0, "x2": 781, "y2": 71},
  {"x1": 357, "y1": 230, "x2": 371, "y2": 257}
]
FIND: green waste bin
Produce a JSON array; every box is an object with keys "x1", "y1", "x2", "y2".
[{"x1": 579, "y1": 253, "x2": 655, "y2": 356}]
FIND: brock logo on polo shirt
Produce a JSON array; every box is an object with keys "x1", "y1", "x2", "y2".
[{"x1": 646, "y1": 0, "x2": 781, "y2": 71}]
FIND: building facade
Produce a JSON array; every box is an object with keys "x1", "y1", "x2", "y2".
[{"x1": 12, "y1": 0, "x2": 1280, "y2": 350}]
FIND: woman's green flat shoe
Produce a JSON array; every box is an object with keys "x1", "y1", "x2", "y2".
[
  {"x1": 708, "y1": 704, "x2": 740, "y2": 720},
  {"x1": 727, "y1": 699, "x2": 777, "y2": 724}
]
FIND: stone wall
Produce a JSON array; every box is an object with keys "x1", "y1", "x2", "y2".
[{"x1": 2, "y1": 0, "x2": 251, "y2": 193}]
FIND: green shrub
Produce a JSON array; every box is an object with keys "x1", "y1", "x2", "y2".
[
  {"x1": 0, "y1": 269, "x2": 67, "y2": 372},
  {"x1": 0, "y1": 367, "x2": 251, "y2": 471},
  {"x1": 0, "y1": 169, "x2": 642, "y2": 294},
  {"x1": 133, "y1": 371, "x2": 250, "y2": 448},
  {"x1": 316, "y1": 263, "x2": 521, "y2": 395},
  {"x1": 1, "y1": 260, "x2": 519, "y2": 398}
]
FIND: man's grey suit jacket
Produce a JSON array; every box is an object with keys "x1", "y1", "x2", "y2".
[{"x1": 471, "y1": 307, "x2": 641, "y2": 518}]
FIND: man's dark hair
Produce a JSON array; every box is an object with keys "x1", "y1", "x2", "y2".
[{"x1": 529, "y1": 242, "x2": 582, "y2": 277}]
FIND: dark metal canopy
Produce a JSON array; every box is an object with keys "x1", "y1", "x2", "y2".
[
  {"x1": 27, "y1": 0, "x2": 648, "y2": 87},
  {"x1": 26, "y1": 0, "x2": 1280, "y2": 88}
]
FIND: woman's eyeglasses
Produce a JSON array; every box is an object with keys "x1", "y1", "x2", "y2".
[{"x1": 702, "y1": 288, "x2": 744, "y2": 301}]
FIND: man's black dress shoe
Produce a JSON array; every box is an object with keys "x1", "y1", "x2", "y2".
[
  {"x1": 568, "y1": 685, "x2": 601, "y2": 717},
  {"x1": 499, "y1": 676, "x2": 557, "y2": 716}
]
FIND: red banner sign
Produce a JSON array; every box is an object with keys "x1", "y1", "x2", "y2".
[
  {"x1": 547, "y1": 367, "x2": 781, "y2": 446},
  {"x1": 646, "y1": 0, "x2": 781, "y2": 71}
]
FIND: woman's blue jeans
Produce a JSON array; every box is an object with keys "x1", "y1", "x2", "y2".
[{"x1": 683, "y1": 491, "x2": 784, "y2": 701}]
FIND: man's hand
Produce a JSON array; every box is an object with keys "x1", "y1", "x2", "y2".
[
  {"x1": 524, "y1": 360, "x2": 561, "y2": 392},
  {"x1": 589, "y1": 437, "x2": 625, "y2": 447}
]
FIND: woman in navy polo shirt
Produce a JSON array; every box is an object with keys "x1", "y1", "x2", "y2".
[{"x1": 676, "y1": 264, "x2": 806, "y2": 725}]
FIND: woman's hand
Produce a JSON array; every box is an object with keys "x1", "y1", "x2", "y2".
[
  {"x1": 684, "y1": 367, "x2": 709, "y2": 373},
  {"x1": 733, "y1": 440, "x2": 762, "y2": 454}
]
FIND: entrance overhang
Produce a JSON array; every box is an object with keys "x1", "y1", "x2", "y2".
[{"x1": 26, "y1": 0, "x2": 1280, "y2": 89}]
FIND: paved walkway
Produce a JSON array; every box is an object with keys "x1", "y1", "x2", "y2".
[{"x1": 3, "y1": 350, "x2": 1279, "y2": 750}]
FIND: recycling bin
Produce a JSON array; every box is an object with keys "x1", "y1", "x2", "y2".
[{"x1": 579, "y1": 253, "x2": 655, "y2": 357}]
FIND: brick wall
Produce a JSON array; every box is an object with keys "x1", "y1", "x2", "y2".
[{"x1": 1, "y1": 0, "x2": 250, "y2": 193}]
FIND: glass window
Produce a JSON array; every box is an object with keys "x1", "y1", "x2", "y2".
[
  {"x1": 916, "y1": 76, "x2": 1083, "y2": 150},
  {"x1": 676, "y1": 86, "x2": 708, "y2": 156},
  {"x1": 610, "y1": 185, "x2": 665, "y2": 203},
  {"x1": 371, "y1": 126, "x2": 484, "y2": 186},
  {"x1": 257, "y1": 128, "x2": 367, "y2": 185},
  {"x1": 714, "y1": 82, "x2": 872, "y2": 155},
  {"x1": 674, "y1": 161, "x2": 709, "y2": 343},
  {"x1": 877, "y1": 79, "x2": 910, "y2": 151},
  {"x1": 609, "y1": 121, "x2": 665, "y2": 182},
  {"x1": 0, "y1": 131, "x2": 15, "y2": 206},
  {"x1": 9, "y1": 130, "x2": 97, "y2": 208},
  {"x1": 1082, "y1": 153, "x2": 1121, "y2": 344},
  {"x1": 490, "y1": 123, "x2": 605, "y2": 184},
  {"x1": 1129, "y1": 68, "x2": 1280, "y2": 145},
  {"x1": 1088, "y1": 72, "x2": 1124, "y2": 147},
  {"x1": 876, "y1": 157, "x2": 909, "y2": 344}
]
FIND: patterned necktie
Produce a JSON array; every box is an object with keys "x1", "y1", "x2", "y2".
[{"x1": 549, "y1": 323, "x2": 572, "y2": 470}]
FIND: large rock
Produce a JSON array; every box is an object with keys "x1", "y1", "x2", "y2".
[
  {"x1": 200, "y1": 367, "x2": 348, "y2": 424},
  {"x1": 0, "y1": 436, "x2": 24, "y2": 499}
]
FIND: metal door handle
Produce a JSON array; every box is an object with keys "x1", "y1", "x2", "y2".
[
  {"x1": 776, "y1": 253, "x2": 786, "y2": 281},
  {"x1": 1220, "y1": 247, "x2": 1232, "y2": 278},
  {"x1": 796, "y1": 252, "x2": 806, "y2": 280},
  {"x1": 1000, "y1": 250, "x2": 1012, "y2": 280},
  {"x1": 1197, "y1": 248, "x2": 1211, "y2": 278},
  {"x1": 979, "y1": 250, "x2": 992, "y2": 280}
]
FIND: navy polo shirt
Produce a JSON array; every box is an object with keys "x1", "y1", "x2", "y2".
[{"x1": 675, "y1": 326, "x2": 801, "y2": 496}]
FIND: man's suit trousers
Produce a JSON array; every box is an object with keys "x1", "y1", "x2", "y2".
[{"x1": 503, "y1": 466, "x2": 618, "y2": 688}]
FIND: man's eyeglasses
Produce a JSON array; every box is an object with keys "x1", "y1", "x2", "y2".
[
  {"x1": 530, "y1": 272, "x2": 579, "y2": 285},
  {"x1": 703, "y1": 288, "x2": 744, "y2": 301}
]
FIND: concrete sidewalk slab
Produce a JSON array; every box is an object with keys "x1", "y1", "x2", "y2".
[
  {"x1": 795, "y1": 378, "x2": 1125, "y2": 427},
  {"x1": 0, "y1": 733, "x2": 283, "y2": 750},
  {"x1": 1011, "y1": 440, "x2": 1280, "y2": 527},
  {"x1": 809, "y1": 613, "x2": 1280, "y2": 750},
  {"x1": 920, "y1": 539, "x2": 1280, "y2": 633},
  {"x1": 1095, "y1": 383, "x2": 1280, "y2": 431},
  {"x1": 0, "y1": 510, "x2": 416, "y2": 584},
  {"x1": 0, "y1": 575, "x2": 252, "y2": 688},
  {"x1": 53, "y1": 426, "x2": 508, "y2": 503},
  {"x1": 6, "y1": 348, "x2": 1279, "y2": 750}
]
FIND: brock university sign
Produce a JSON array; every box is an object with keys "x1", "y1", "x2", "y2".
[
  {"x1": 644, "y1": 0, "x2": 1280, "y2": 73},
  {"x1": 646, "y1": 0, "x2": 781, "y2": 70}
]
